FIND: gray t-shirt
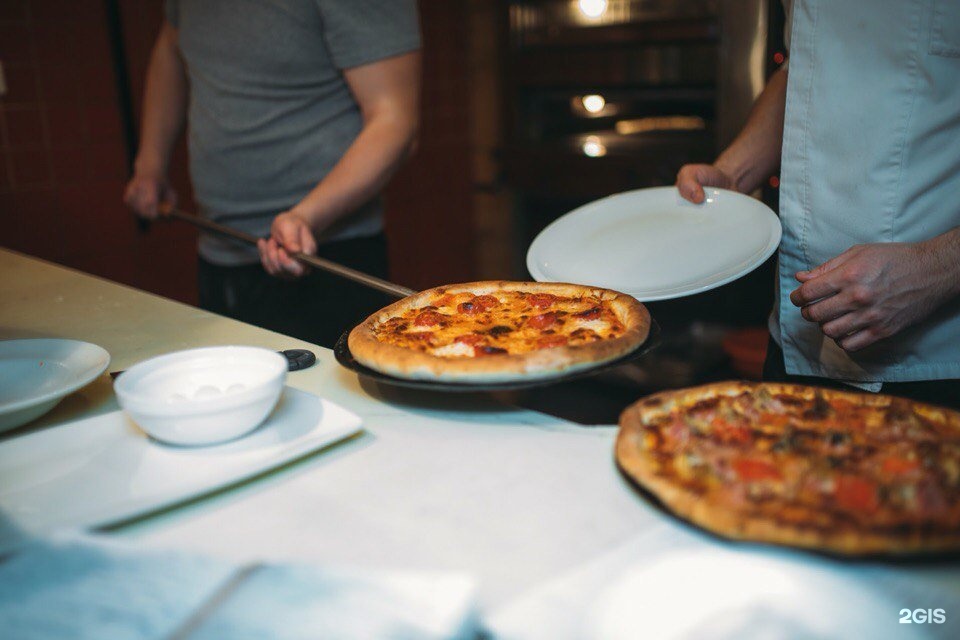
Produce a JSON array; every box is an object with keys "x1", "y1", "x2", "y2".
[{"x1": 166, "y1": 0, "x2": 420, "y2": 265}]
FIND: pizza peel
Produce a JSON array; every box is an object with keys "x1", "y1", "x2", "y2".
[
  {"x1": 159, "y1": 205, "x2": 415, "y2": 298},
  {"x1": 160, "y1": 207, "x2": 661, "y2": 392}
]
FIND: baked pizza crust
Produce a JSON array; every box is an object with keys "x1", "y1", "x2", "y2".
[
  {"x1": 616, "y1": 381, "x2": 960, "y2": 556},
  {"x1": 348, "y1": 280, "x2": 650, "y2": 382}
]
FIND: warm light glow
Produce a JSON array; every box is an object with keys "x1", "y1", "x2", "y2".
[
  {"x1": 582, "y1": 135, "x2": 606, "y2": 157},
  {"x1": 578, "y1": 0, "x2": 608, "y2": 20},
  {"x1": 581, "y1": 94, "x2": 606, "y2": 114},
  {"x1": 614, "y1": 116, "x2": 706, "y2": 135}
]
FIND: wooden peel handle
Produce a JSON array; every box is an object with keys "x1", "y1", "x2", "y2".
[{"x1": 158, "y1": 204, "x2": 416, "y2": 299}]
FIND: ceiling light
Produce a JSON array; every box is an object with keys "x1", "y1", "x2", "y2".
[
  {"x1": 578, "y1": 0, "x2": 608, "y2": 20},
  {"x1": 581, "y1": 94, "x2": 606, "y2": 114}
]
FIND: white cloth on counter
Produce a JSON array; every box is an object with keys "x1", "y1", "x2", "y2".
[
  {"x1": 489, "y1": 523, "x2": 960, "y2": 640},
  {"x1": 0, "y1": 535, "x2": 478, "y2": 640}
]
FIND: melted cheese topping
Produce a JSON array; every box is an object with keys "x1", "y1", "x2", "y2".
[
  {"x1": 430, "y1": 341, "x2": 475, "y2": 358},
  {"x1": 375, "y1": 289, "x2": 626, "y2": 358}
]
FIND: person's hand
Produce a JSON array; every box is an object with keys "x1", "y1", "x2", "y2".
[
  {"x1": 676, "y1": 164, "x2": 735, "y2": 204},
  {"x1": 123, "y1": 172, "x2": 177, "y2": 219},
  {"x1": 789, "y1": 242, "x2": 956, "y2": 352},
  {"x1": 257, "y1": 210, "x2": 318, "y2": 279}
]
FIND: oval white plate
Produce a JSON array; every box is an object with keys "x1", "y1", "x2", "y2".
[
  {"x1": 0, "y1": 339, "x2": 110, "y2": 432},
  {"x1": 527, "y1": 187, "x2": 781, "y2": 301}
]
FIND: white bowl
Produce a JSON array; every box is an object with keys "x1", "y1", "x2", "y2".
[
  {"x1": 114, "y1": 346, "x2": 287, "y2": 446},
  {"x1": 0, "y1": 339, "x2": 111, "y2": 432}
]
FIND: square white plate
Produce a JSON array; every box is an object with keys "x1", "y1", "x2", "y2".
[{"x1": 0, "y1": 387, "x2": 362, "y2": 552}]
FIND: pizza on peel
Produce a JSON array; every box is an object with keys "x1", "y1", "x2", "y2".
[{"x1": 348, "y1": 281, "x2": 650, "y2": 383}]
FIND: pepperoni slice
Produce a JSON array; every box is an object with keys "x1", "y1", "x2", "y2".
[
  {"x1": 834, "y1": 475, "x2": 879, "y2": 513},
  {"x1": 731, "y1": 458, "x2": 782, "y2": 482},
  {"x1": 528, "y1": 293, "x2": 556, "y2": 309},
  {"x1": 455, "y1": 334, "x2": 485, "y2": 346},
  {"x1": 474, "y1": 345, "x2": 508, "y2": 356},
  {"x1": 414, "y1": 310, "x2": 445, "y2": 326},
  {"x1": 537, "y1": 335, "x2": 568, "y2": 349},
  {"x1": 436, "y1": 294, "x2": 455, "y2": 307},
  {"x1": 574, "y1": 306, "x2": 601, "y2": 320},
  {"x1": 474, "y1": 294, "x2": 499, "y2": 310},
  {"x1": 527, "y1": 312, "x2": 559, "y2": 330},
  {"x1": 457, "y1": 301, "x2": 481, "y2": 315}
]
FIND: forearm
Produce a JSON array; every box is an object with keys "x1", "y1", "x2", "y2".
[
  {"x1": 134, "y1": 22, "x2": 188, "y2": 178},
  {"x1": 715, "y1": 66, "x2": 788, "y2": 193},
  {"x1": 293, "y1": 115, "x2": 417, "y2": 230},
  {"x1": 920, "y1": 226, "x2": 960, "y2": 299},
  {"x1": 291, "y1": 50, "x2": 421, "y2": 231}
]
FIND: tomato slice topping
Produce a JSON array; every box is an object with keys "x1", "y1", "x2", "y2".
[
  {"x1": 529, "y1": 293, "x2": 556, "y2": 309},
  {"x1": 834, "y1": 475, "x2": 879, "y2": 513},
  {"x1": 732, "y1": 458, "x2": 782, "y2": 482},
  {"x1": 414, "y1": 310, "x2": 444, "y2": 326},
  {"x1": 537, "y1": 335, "x2": 568, "y2": 349},
  {"x1": 881, "y1": 457, "x2": 920, "y2": 475},
  {"x1": 528, "y1": 312, "x2": 559, "y2": 329},
  {"x1": 712, "y1": 418, "x2": 752, "y2": 445}
]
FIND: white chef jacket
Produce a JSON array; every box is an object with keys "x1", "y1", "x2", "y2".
[{"x1": 774, "y1": 0, "x2": 960, "y2": 383}]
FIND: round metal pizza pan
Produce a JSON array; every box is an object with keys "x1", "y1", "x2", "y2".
[{"x1": 334, "y1": 320, "x2": 661, "y2": 393}]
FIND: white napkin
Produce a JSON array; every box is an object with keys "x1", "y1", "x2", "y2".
[
  {"x1": 489, "y1": 524, "x2": 960, "y2": 640},
  {"x1": 0, "y1": 535, "x2": 478, "y2": 640}
]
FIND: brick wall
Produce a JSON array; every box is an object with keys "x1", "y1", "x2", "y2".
[
  {"x1": 0, "y1": 0, "x2": 198, "y2": 304},
  {"x1": 384, "y1": 0, "x2": 478, "y2": 290}
]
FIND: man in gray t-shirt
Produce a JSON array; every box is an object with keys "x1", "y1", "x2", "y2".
[{"x1": 124, "y1": 0, "x2": 420, "y2": 346}]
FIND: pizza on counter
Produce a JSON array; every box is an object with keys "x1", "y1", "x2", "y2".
[
  {"x1": 617, "y1": 381, "x2": 960, "y2": 555},
  {"x1": 348, "y1": 281, "x2": 650, "y2": 382}
]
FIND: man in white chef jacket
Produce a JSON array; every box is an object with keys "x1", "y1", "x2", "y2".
[{"x1": 677, "y1": 0, "x2": 960, "y2": 408}]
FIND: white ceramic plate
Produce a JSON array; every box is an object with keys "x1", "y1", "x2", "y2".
[
  {"x1": 527, "y1": 187, "x2": 781, "y2": 301},
  {"x1": 588, "y1": 548, "x2": 914, "y2": 640},
  {"x1": 0, "y1": 387, "x2": 362, "y2": 553},
  {"x1": 0, "y1": 339, "x2": 111, "y2": 432}
]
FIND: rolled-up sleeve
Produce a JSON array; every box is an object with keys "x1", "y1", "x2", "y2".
[
  {"x1": 316, "y1": 0, "x2": 421, "y2": 70},
  {"x1": 164, "y1": 0, "x2": 179, "y2": 27}
]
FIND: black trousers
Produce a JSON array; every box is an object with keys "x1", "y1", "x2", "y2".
[
  {"x1": 198, "y1": 233, "x2": 395, "y2": 349},
  {"x1": 762, "y1": 338, "x2": 960, "y2": 410}
]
